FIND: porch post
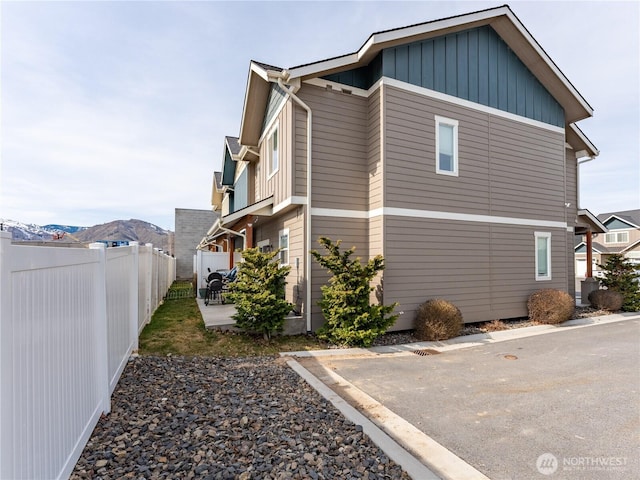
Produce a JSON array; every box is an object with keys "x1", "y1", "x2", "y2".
[
  {"x1": 585, "y1": 229, "x2": 593, "y2": 278},
  {"x1": 246, "y1": 223, "x2": 254, "y2": 249}
]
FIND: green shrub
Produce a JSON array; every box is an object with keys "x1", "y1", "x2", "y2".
[
  {"x1": 598, "y1": 254, "x2": 640, "y2": 312},
  {"x1": 588, "y1": 289, "x2": 624, "y2": 312},
  {"x1": 226, "y1": 247, "x2": 293, "y2": 341},
  {"x1": 415, "y1": 299, "x2": 463, "y2": 341},
  {"x1": 310, "y1": 237, "x2": 398, "y2": 347},
  {"x1": 527, "y1": 289, "x2": 574, "y2": 324}
]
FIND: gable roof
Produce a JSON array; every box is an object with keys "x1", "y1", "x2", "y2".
[
  {"x1": 287, "y1": 5, "x2": 592, "y2": 124},
  {"x1": 597, "y1": 210, "x2": 640, "y2": 229},
  {"x1": 239, "y1": 5, "x2": 595, "y2": 148}
]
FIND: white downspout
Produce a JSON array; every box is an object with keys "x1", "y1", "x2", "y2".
[
  {"x1": 576, "y1": 153, "x2": 596, "y2": 210},
  {"x1": 271, "y1": 73, "x2": 313, "y2": 332}
]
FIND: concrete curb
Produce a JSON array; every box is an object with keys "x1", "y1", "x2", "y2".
[
  {"x1": 282, "y1": 312, "x2": 640, "y2": 359},
  {"x1": 285, "y1": 358, "x2": 442, "y2": 479}
]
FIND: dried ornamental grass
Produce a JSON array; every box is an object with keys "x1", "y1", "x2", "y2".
[
  {"x1": 415, "y1": 299, "x2": 463, "y2": 341},
  {"x1": 527, "y1": 289, "x2": 574, "y2": 325}
]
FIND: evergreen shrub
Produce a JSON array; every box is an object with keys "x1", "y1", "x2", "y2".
[
  {"x1": 588, "y1": 289, "x2": 624, "y2": 312},
  {"x1": 598, "y1": 254, "x2": 640, "y2": 312},
  {"x1": 310, "y1": 237, "x2": 398, "y2": 347}
]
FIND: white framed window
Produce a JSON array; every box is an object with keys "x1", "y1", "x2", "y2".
[
  {"x1": 604, "y1": 231, "x2": 629, "y2": 244},
  {"x1": 268, "y1": 126, "x2": 279, "y2": 178},
  {"x1": 535, "y1": 232, "x2": 552, "y2": 281},
  {"x1": 279, "y1": 228, "x2": 289, "y2": 265},
  {"x1": 435, "y1": 115, "x2": 458, "y2": 176}
]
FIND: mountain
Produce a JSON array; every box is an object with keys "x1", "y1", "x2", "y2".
[
  {"x1": 1, "y1": 218, "x2": 171, "y2": 251},
  {"x1": 74, "y1": 219, "x2": 171, "y2": 250}
]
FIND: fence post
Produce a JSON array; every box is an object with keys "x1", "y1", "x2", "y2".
[
  {"x1": 0, "y1": 231, "x2": 12, "y2": 477},
  {"x1": 145, "y1": 243, "x2": 153, "y2": 323},
  {"x1": 89, "y1": 242, "x2": 111, "y2": 415},
  {"x1": 130, "y1": 242, "x2": 140, "y2": 352}
]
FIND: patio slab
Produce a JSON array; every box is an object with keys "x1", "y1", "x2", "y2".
[{"x1": 196, "y1": 298, "x2": 238, "y2": 331}]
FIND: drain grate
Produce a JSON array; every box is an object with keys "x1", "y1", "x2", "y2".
[{"x1": 412, "y1": 349, "x2": 441, "y2": 356}]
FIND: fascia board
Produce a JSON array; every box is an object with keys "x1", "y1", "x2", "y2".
[
  {"x1": 578, "y1": 209, "x2": 608, "y2": 233},
  {"x1": 569, "y1": 124, "x2": 599, "y2": 158}
]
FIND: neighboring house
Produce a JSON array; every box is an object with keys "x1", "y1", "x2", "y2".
[
  {"x1": 200, "y1": 5, "x2": 600, "y2": 331},
  {"x1": 575, "y1": 209, "x2": 640, "y2": 279}
]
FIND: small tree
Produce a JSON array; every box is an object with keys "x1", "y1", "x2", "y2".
[
  {"x1": 226, "y1": 247, "x2": 293, "y2": 340},
  {"x1": 310, "y1": 237, "x2": 398, "y2": 347},
  {"x1": 598, "y1": 254, "x2": 640, "y2": 312}
]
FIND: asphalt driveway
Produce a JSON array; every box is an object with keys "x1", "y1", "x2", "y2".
[{"x1": 292, "y1": 317, "x2": 640, "y2": 479}]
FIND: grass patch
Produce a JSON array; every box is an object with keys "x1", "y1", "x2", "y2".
[{"x1": 139, "y1": 283, "x2": 329, "y2": 357}]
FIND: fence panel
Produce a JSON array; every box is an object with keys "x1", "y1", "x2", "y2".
[
  {"x1": 0, "y1": 233, "x2": 108, "y2": 480},
  {"x1": 0, "y1": 232, "x2": 175, "y2": 480},
  {"x1": 105, "y1": 244, "x2": 138, "y2": 393}
]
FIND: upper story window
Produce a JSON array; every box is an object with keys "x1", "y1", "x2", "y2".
[
  {"x1": 604, "y1": 231, "x2": 629, "y2": 244},
  {"x1": 535, "y1": 232, "x2": 552, "y2": 281},
  {"x1": 268, "y1": 126, "x2": 279, "y2": 178},
  {"x1": 435, "y1": 116, "x2": 458, "y2": 176}
]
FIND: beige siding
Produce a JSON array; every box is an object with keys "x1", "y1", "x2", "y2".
[
  {"x1": 255, "y1": 102, "x2": 294, "y2": 207},
  {"x1": 310, "y1": 217, "x2": 369, "y2": 331},
  {"x1": 383, "y1": 85, "x2": 566, "y2": 221},
  {"x1": 489, "y1": 116, "x2": 565, "y2": 221},
  {"x1": 298, "y1": 85, "x2": 369, "y2": 211},
  {"x1": 368, "y1": 88, "x2": 383, "y2": 210},
  {"x1": 383, "y1": 216, "x2": 569, "y2": 329},
  {"x1": 254, "y1": 207, "x2": 305, "y2": 313},
  {"x1": 384, "y1": 85, "x2": 491, "y2": 215}
]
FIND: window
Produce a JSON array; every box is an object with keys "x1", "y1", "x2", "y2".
[
  {"x1": 435, "y1": 116, "x2": 458, "y2": 176},
  {"x1": 535, "y1": 232, "x2": 552, "y2": 281},
  {"x1": 268, "y1": 127, "x2": 279, "y2": 177},
  {"x1": 604, "y1": 231, "x2": 629, "y2": 244},
  {"x1": 235, "y1": 230, "x2": 246, "y2": 252},
  {"x1": 279, "y1": 228, "x2": 289, "y2": 265}
]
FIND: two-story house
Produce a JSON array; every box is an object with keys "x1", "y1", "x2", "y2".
[
  {"x1": 200, "y1": 5, "x2": 600, "y2": 332},
  {"x1": 575, "y1": 209, "x2": 640, "y2": 280}
]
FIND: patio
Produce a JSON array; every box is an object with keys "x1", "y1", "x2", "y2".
[{"x1": 196, "y1": 297, "x2": 307, "y2": 335}]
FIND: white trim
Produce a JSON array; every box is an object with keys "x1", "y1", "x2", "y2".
[
  {"x1": 534, "y1": 231, "x2": 552, "y2": 281},
  {"x1": 266, "y1": 125, "x2": 279, "y2": 180},
  {"x1": 311, "y1": 206, "x2": 568, "y2": 229},
  {"x1": 305, "y1": 75, "x2": 565, "y2": 133},
  {"x1": 273, "y1": 196, "x2": 307, "y2": 214},
  {"x1": 259, "y1": 94, "x2": 288, "y2": 145},
  {"x1": 303, "y1": 78, "x2": 369, "y2": 97},
  {"x1": 382, "y1": 77, "x2": 565, "y2": 133},
  {"x1": 435, "y1": 115, "x2": 459, "y2": 176},
  {"x1": 566, "y1": 227, "x2": 574, "y2": 232}
]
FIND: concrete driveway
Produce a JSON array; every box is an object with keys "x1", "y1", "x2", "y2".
[{"x1": 286, "y1": 315, "x2": 640, "y2": 479}]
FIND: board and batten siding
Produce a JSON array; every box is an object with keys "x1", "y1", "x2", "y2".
[
  {"x1": 297, "y1": 84, "x2": 369, "y2": 211},
  {"x1": 256, "y1": 102, "x2": 294, "y2": 207}
]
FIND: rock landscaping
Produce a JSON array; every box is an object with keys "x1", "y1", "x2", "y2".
[{"x1": 71, "y1": 355, "x2": 410, "y2": 479}]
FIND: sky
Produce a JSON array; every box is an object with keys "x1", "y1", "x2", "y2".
[{"x1": 1, "y1": 1, "x2": 638, "y2": 231}]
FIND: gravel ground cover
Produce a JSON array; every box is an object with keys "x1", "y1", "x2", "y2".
[{"x1": 71, "y1": 355, "x2": 410, "y2": 480}]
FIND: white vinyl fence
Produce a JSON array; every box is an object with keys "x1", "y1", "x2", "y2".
[{"x1": 0, "y1": 232, "x2": 175, "y2": 480}]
